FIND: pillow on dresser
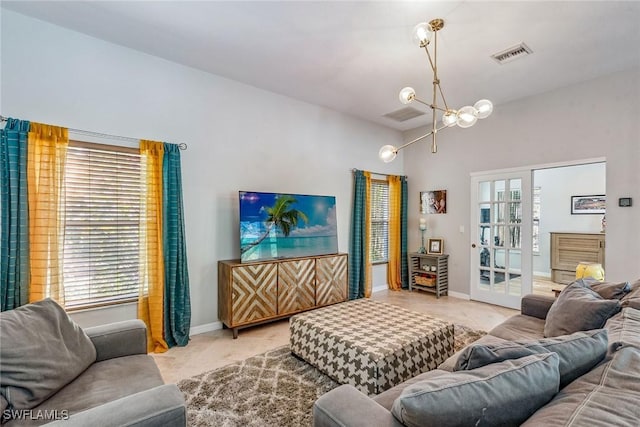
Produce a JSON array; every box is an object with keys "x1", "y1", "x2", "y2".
[
  {"x1": 454, "y1": 329, "x2": 608, "y2": 388},
  {"x1": 544, "y1": 281, "x2": 620, "y2": 337},
  {"x1": 392, "y1": 353, "x2": 560, "y2": 427}
]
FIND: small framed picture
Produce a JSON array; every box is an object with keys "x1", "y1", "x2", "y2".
[
  {"x1": 571, "y1": 195, "x2": 606, "y2": 215},
  {"x1": 427, "y1": 238, "x2": 444, "y2": 255}
]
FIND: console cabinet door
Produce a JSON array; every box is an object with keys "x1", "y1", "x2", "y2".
[
  {"x1": 316, "y1": 254, "x2": 348, "y2": 306},
  {"x1": 278, "y1": 258, "x2": 316, "y2": 315},
  {"x1": 231, "y1": 263, "x2": 277, "y2": 325}
]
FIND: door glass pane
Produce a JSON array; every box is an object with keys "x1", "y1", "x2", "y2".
[
  {"x1": 479, "y1": 247, "x2": 490, "y2": 268},
  {"x1": 479, "y1": 203, "x2": 490, "y2": 224},
  {"x1": 510, "y1": 179, "x2": 522, "y2": 200},
  {"x1": 494, "y1": 248, "x2": 506, "y2": 270},
  {"x1": 493, "y1": 202, "x2": 505, "y2": 223},
  {"x1": 494, "y1": 180, "x2": 506, "y2": 200},
  {"x1": 493, "y1": 226, "x2": 505, "y2": 247},
  {"x1": 479, "y1": 269, "x2": 491, "y2": 290},
  {"x1": 509, "y1": 202, "x2": 522, "y2": 223},
  {"x1": 509, "y1": 226, "x2": 521, "y2": 248},
  {"x1": 508, "y1": 250, "x2": 522, "y2": 271},
  {"x1": 508, "y1": 273, "x2": 522, "y2": 296},
  {"x1": 479, "y1": 181, "x2": 491, "y2": 202},
  {"x1": 479, "y1": 226, "x2": 490, "y2": 247}
]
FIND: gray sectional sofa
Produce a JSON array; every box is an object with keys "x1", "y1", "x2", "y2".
[
  {"x1": 0, "y1": 299, "x2": 186, "y2": 426},
  {"x1": 314, "y1": 279, "x2": 640, "y2": 426}
]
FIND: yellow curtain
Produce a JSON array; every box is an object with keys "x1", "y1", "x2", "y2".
[
  {"x1": 138, "y1": 140, "x2": 168, "y2": 353},
  {"x1": 363, "y1": 171, "x2": 372, "y2": 298},
  {"x1": 387, "y1": 175, "x2": 402, "y2": 290},
  {"x1": 27, "y1": 123, "x2": 68, "y2": 304}
]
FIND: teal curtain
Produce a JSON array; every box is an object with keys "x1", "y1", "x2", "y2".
[
  {"x1": 0, "y1": 118, "x2": 30, "y2": 311},
  {"x1": 162, "y1": 143, "x2": 191, "y2": 347},
  {"x1": 349, "y1": 170, "x2": 366, "y2": 299},
  {"x1": 400, "y1": 176, "x2": 409, "y2": 288}
]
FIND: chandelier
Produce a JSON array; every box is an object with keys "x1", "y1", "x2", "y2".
[{"x1": 379, "y1": 19, "x2": 493, "y2": 162}]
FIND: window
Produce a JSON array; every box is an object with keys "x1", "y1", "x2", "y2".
[
  {"x1": 63, "y1": 141, "x2": 141, "y2": 309},
  {"x1": 370, "y1": 179, "x2": 389, "y2": 263}
]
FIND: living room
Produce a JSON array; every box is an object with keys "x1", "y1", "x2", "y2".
[{"x1": 1, "y1": 1, "x2": 639, "y2": 426}]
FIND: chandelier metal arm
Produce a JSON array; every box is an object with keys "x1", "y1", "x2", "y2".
[
  {"x1": 396, "y1": 122, "x2": 450, "y2": 152},
  {"x1": 423, "y1": 43, "x2": 450, "y2": 112}
]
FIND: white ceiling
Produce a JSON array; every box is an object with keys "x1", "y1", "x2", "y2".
[{"x1": 3, "y1": 1, "x2": 640, "y2": 131}]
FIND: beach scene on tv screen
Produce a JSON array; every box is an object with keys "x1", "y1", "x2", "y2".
[{"x1": 240, "y1": 191, "x2": 338, "y2": 262}]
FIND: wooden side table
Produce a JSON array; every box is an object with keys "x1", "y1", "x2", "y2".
[{"x1": 408, "y1": 253, "x2": 449, "y2": 298}]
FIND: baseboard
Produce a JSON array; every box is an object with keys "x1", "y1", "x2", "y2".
[
  {"x1": 190, "y1": 321, "x2": 223, "y2": 336},
  {"x1": 534, "y1": 271, "x2": 551, "y2": 279},
  {"x1": 372, "y1": 284, "x2": 388, "y2": 293},
  {"x1": 447, "y1": 291, "x2": 470, "y2": 300}
]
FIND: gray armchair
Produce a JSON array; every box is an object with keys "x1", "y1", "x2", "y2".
[{"x1": 0, "y1": 299, "x2": 186, "y2": 426}]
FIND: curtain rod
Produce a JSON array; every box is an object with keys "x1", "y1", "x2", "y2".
[
  {"x1": 351, "y1": 168, "x2": 407, "y2": 179},
  {"x1": 0, "y1": 115, "x2": 187, "y2": 150}
]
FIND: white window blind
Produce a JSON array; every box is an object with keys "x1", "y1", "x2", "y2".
[
  {"x1": 370, "y1": 180, "x2": 389, "y2": 263},
  {"x1": 63, "y1": 142, "x2": 141, "y2": 308}
]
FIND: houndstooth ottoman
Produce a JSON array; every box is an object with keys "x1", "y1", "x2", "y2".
[{"x1": 290, "y1": 298, "x2": 454, "y2": 395}]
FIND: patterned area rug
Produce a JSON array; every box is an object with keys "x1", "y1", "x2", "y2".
[{"x1": 178, "y1": 324, "x2": 485, "y2": 427}]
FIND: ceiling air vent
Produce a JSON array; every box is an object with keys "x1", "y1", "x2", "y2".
[
  {"x1": 491, "y1": 42, "x2": 533, "y2": 64},
  {"x1": 383, "y1": 107, "x2": 425, "y2": 122}
]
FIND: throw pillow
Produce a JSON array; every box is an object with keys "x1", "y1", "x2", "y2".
[
  {"x1": 622, "y1": 298, "x2": 640, "y2": 310},
  {"x1": 579, "y1": 277, "x2": 631, "y2": 300},
  {"x1": 621, "y1": 279, "x2": 640, "y2": 307},
  {"x1": 454, "y1": 329, "x2": 608, "y2": 388},
  {"x1": 544, "y1": 281, "x2": 620, "y2": 337},
  {"x1": 0, "y1": 298, "x2": 97, "y2": 410},
  {"x1": 391, "y1": 353, "x2": 560, "y2": 427}
]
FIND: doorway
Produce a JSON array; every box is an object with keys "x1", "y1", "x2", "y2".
[
  {"x1": 469, "y1": 159, "x2": 605, "y2": 308},
  {"x1": 532, "y1": 161, "x2": 606, "y2": 296}
]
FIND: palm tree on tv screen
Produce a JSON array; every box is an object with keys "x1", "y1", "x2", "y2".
[{"x1": 241, "y1": 195, "x2": 308, "y2": 254}]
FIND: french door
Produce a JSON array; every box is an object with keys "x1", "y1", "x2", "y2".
[{"x1": 470, "y1": 170, "x2": 532, "y2": 309}]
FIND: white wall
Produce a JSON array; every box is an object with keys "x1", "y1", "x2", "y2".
[
  {"x1": 533, "y1": 163, "x2": 606, "y2": 275},
  {"x1": 404, "y1": 68, "x2": 640, "y2": 295},
  {"x1": 0, "y1": 11, "x2": 404, "y2": 330}
]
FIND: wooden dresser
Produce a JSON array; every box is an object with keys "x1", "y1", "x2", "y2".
[
  {"x1": 550, "y1": 232, "x2": 605, "y2": 284},
  {"x1": 218, "y1": 253, "x2": 348, "y2": 338}
]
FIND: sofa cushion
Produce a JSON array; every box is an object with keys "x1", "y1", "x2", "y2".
[
  {"x1": 605, "y1": 307, "x2": 640, "y2": 350},
  {"x1": 522, "y1": 346, "x2": 640, "y2": 426},
  {"x1": 0, "y1": 299, "x2": 97, "y2": 410},
  {"x1": 391, "y1": 353, "x2": 560, "y2": 427},
  {"x1": 454, "y1": 329, "x2": 608, "y2": 388},
  {"x1": 622, "y1": 298, "x2": 640, "y2": 310},
  {"x1": 489, "y1": 314, "x2": 545, "y2": 341},
  {"x1": 621, "y1": 279, "x2": 640, "y2": 308},
  {"x1": 544, "y1": 281, "x2": 620, "y2": 337},
  {"x1": 4, "y1": 355, "x2": 165, "y2": 426}
]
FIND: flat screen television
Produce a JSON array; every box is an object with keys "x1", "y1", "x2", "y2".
[{"x1": 239, "y1": 191, "x2": 338, "y2": 262}]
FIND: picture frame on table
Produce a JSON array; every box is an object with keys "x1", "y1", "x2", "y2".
[
  {"x1": 571, "y1": 195, "x2": 606, "y2": 214},
  {"x1": 427, "y1": 238, "x2": 444, "y2": 255}
]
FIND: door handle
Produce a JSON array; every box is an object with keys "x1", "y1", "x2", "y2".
[{"x1": 471, "y1": 243, "x2": 477, "y2": 248}]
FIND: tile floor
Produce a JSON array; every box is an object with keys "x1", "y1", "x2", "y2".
[{"x1": 152, "y1": 289, "x2": 519, "y2": 384}]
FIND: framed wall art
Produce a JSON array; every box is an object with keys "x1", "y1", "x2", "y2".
[
  {"x1": 571, "y1": 195, "x2": 606, "y2": 215},
  {"x1": 420, "y1": 190, "x2": 447, "y2": 214}
]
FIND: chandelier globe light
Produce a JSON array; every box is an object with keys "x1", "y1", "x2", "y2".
[{"x1": 379, "y1": 19, "x2": 493, "y2": 162}]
